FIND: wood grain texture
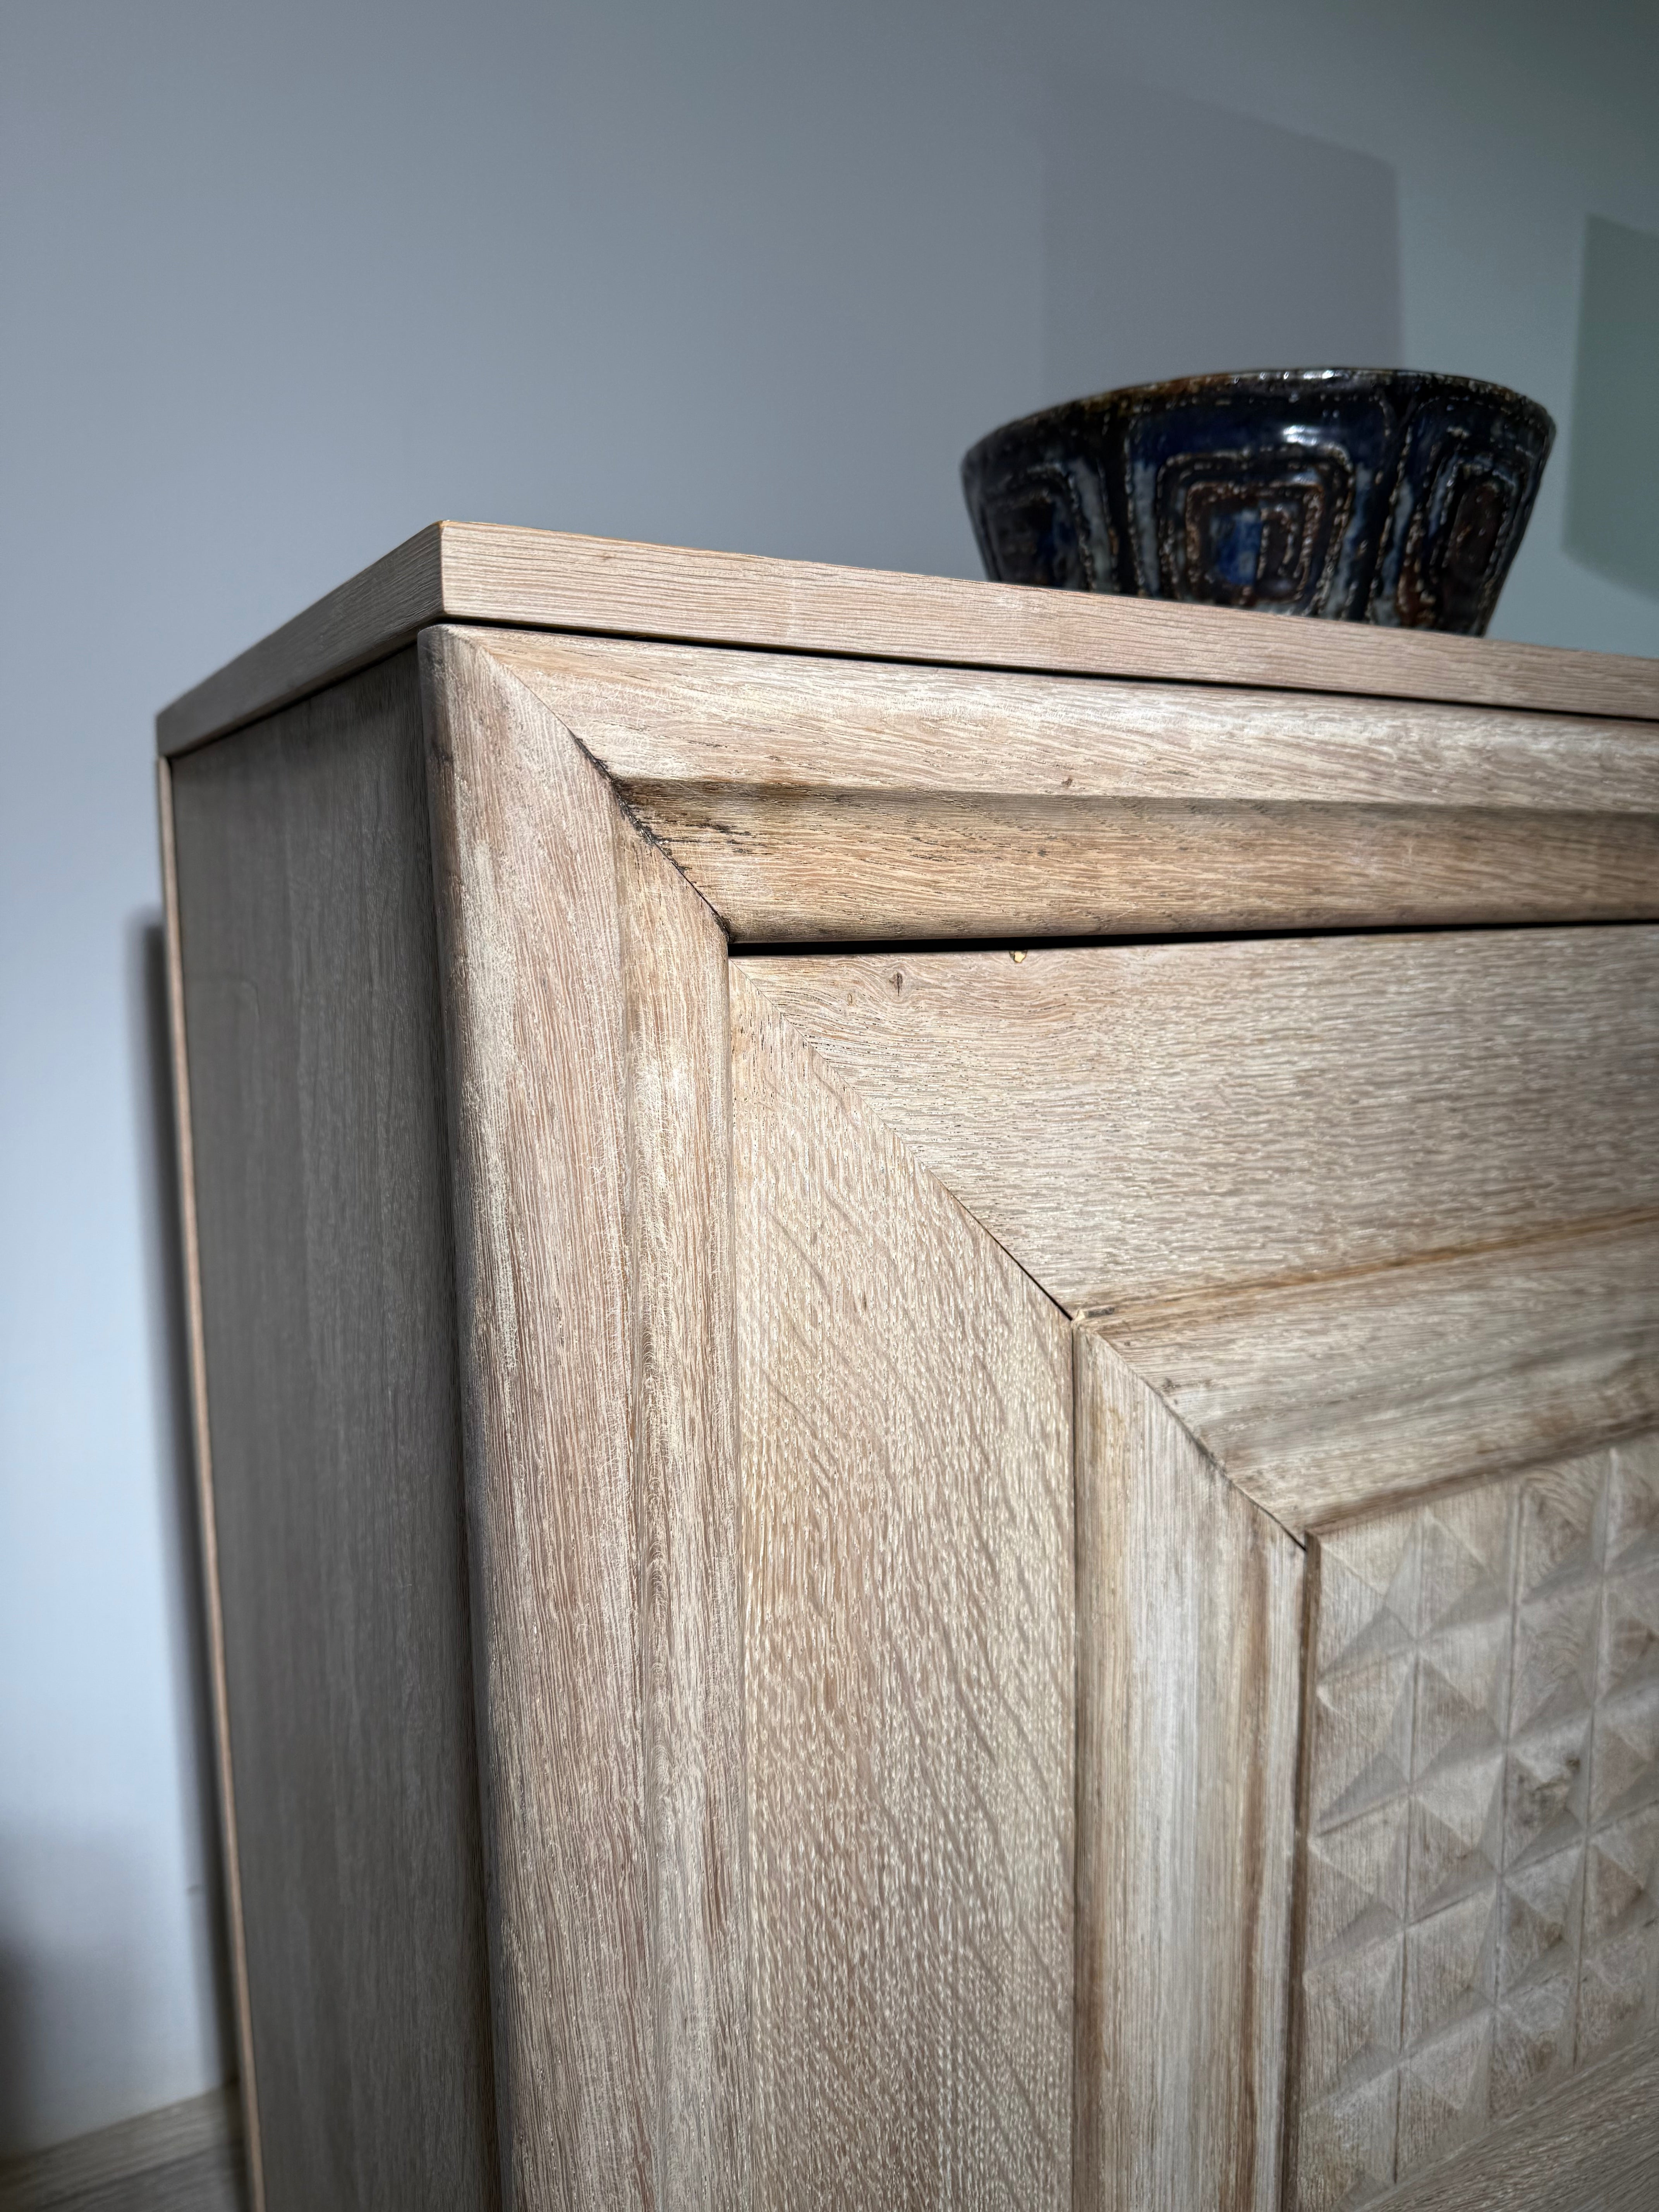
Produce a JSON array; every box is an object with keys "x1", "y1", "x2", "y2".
[
  {"x1": 1289, "y1": 1438, "x2": 1659, "y2": 2210},
  {"x1": 1073, "y1": 1329, "x2": 1303, "y2": 2212},
  {"x1": 738, "y1": 930, "x2": 1659, "y2": 1311},
  {"x1": 481, "y1": 629, "x2": 1659, "y2": 939},
  {"x1": 170, "y1": 656, "x2": 498, "y2": 2212},
  {"x1": 0, "y1": 2090, "x2": 244, "y2": 2212},
  {"x1": 483, "y1": 630, "x2": 1659, "y2": 810},
  {"x1": 1374, "y1": 2035, "x2": 1659, "y2": 2212},
  {"x1": 159, "y1": 760, "x2": 263, "y2": 2212},
  {"x1": 1105, "y1": 1215, "x2": 1659, "y2": 1534},
  {"x1": 731, "y1": 968, "x2": 1074, "y2": 2212},
  {"x1": 422, "y1": 630, "x2": 749, "y2": 2212},
  {"x1": 156, "y1": 521, "x2": 1659, "y2": 759},
  {"x1": 159, "y1": 525, "x2": 446, "y2": 760},
  {"x1": 598, "y1": 792, "x2": 1659, "y2": 941}
]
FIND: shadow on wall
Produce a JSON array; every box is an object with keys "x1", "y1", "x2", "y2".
[
  {"x1": 0, "y1": 1841, "x2": 144, "y2": 2157},
  {"x1": 1566, "y1": 215, "x2": 1659, "y2": 603},
  {"x1": 0, "y1": 1945, "x2": 25, "y2": 2152},
  {"x1": 1041, "y1": 77, "x2": 1402, "y2": 409},
  {"x1": 0, "y1": 922, "x2": 232, "y2": 2164}
]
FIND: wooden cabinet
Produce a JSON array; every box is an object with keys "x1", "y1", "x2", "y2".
[{"x1": 159, "y1": 527, "x2": 1659, "y2": 2212}]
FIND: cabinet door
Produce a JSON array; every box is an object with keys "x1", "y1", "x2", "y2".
[{"x1": 738, "y1": 926, "x2": 1659, "y2": 2212}]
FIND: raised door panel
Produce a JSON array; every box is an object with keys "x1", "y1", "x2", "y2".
[
  {"x1": 731, "y1": 968, "x2": 1075, "y2": 2212},
  {"x1": 737, "y1": 928, "x2": 1658, "y2": 2212},
  {"x1": 1290, "y1": 1435, "x2": 1659, "y2": 2210}
]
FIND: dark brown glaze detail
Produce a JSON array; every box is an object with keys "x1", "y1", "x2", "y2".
[{"x1": 963, "y1": 369, "x2": 1554, "y2": 635}]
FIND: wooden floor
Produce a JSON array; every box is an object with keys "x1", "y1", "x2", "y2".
[{"x1": 0, "y1": 2090, "x2": 244, "y2": 2212}]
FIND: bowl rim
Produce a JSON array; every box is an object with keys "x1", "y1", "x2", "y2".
[{"x1": 964, "y1": 367, "x2": 1555, "y2": 462}]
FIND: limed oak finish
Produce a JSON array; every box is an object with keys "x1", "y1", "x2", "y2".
[{"x1": 160, "y1": 528, "x2": 1659, "y2": 2212}]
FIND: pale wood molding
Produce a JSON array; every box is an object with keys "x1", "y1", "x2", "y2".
[
  {"x1": 468, "y1": 630, "x2": 1659, "y2": 940},
  {"x1": 156, "y1": 522, "x2": 1659, "y2": 758},
  {"x1": 0, "y1": 2090, "x2": 243, "y2": 2212},
  {"x1": 483, "y1": 630, "x2": 1659, "y2": 812},
  {"x1": 1102, "y1": 1214, "x2": 1659, "y2": 1535},
  {"x1": 609, "y1": 790, "x2": 1659, "y2": 943},
  {"x1": 421, "y1": 629, "x2": 750, "y2": 2211},
  {"x1": 1074, "y1": 1331, "x2": 1303, "y2": 2212}
]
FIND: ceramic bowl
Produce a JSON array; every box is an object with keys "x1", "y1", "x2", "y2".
[{"x1": 961, "y1": 368, "x2": 1554, "y2": 634}]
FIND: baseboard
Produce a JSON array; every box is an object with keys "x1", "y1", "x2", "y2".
[{"x1": 0, "y1": 2088, "x2": 245, "y2": 2212}]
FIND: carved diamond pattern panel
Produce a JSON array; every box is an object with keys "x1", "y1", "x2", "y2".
[{"x1": 1293, "y1": 1436, "x2": 1659, "y2": 2210}]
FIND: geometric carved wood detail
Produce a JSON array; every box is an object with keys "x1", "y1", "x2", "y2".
[{"x1": 1294, "y1": 1434, "x2": 1659, "y2": 2209}]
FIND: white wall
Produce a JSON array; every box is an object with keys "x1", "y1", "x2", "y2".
[{"x1": 2, "y1": 0, "x2": 1655, "y2": 2157}]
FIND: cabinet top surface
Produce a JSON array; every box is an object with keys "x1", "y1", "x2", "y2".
[{"x1": 157, "y1": 520, "x2": 1659, "y2": 756}]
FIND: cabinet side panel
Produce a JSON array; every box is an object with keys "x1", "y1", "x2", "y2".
[
  {"x1": 170, "y1": 653, "x2": 497, "y2": 2212},
  {"x1": 1073, "y1": 1329, "x2": 1302, "y2": 2212},
  {"x1": 160, "y1": 758, "x2": 261, "y2": 2208},
  {"x1": 732, "y1": 968, "x2": 1074, "y2": 2212}
]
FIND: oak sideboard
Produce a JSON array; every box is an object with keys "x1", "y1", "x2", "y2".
[{"x1": 158, "y1": 524, "x2": 1659, "y2": 2212}]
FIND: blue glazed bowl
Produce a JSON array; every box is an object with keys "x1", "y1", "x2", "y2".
[{"x1": 961, "y1": 368, "x2": 1554, "y2": 635}]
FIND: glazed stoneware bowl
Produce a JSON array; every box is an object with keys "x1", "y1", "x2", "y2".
[{"x1": 961, "y1": 368, "x2": 1554, "y2": 635}]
